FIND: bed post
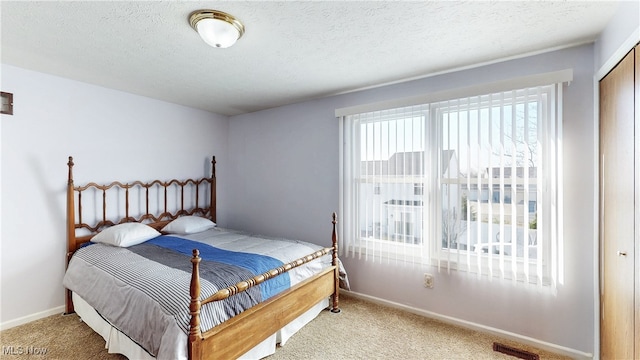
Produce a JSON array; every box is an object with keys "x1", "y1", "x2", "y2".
[
  {"x1": 65, "y1": 156, "x2": 76, "y2": 314},
  {"x1": 188, "y1": 249, "x2": 202, "y2": 360},
  {"x1": 210, "y1": 156, "x2": 216, "y2": 223},
  {"x1": 330, "y1": 212, "x2": 341, "y2": 313}
]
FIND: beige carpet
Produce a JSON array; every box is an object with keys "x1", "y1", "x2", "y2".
[{"x1": 0, "y1": 295, "x2": 571, "y2": 360}]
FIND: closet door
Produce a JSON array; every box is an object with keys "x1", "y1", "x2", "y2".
[{"x1": 599, "y1": 47, "x2": 635, "y2": 360}]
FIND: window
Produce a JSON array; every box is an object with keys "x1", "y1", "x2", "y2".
[{"x1": 339, "y1": 75, "x2": 566, "y2": 288}]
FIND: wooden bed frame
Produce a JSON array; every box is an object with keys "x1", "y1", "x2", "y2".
[{"x1": 65, "y1": 155, "x2": 341, "y2": 360}]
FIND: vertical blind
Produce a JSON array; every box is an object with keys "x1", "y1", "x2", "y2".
[
  {"x1": 340, "y1": 105, "x2": 430, "y2": 265},
  {"x1": 339, "y1": 76, "x2": 567, "y2": 288}
]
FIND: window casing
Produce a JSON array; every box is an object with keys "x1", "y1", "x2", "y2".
[{"x1": 339, "y1": 81, "x2": 564, "y2": 287}]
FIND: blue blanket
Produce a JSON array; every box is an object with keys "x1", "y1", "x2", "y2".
[{"x1": 146, "y1": 235, "x2": 290, "y2": 300}]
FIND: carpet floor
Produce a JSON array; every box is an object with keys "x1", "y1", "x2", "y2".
[{"x1": 0, "y1": 295, "x2": 572, "y2": 359}]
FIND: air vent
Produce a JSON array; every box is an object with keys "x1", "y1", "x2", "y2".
[
  {"x1": 1, "y1": 92, "x2": 13, "y2": 115},
  {"x1": 493, "y1": 342, "x2": 540, "y2": 360}
]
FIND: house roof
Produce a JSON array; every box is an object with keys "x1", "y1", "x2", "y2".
[{"x1": 361, "y1": 150, "x2": 457, "y2": 176}]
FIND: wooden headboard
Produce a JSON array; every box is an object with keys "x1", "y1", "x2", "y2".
[
  {"x1": 66, "y1": 155, "x2": 216, "y2": 257},
  {"x1": 65, "y1": 155, "x2": 216, "y2": 314}
]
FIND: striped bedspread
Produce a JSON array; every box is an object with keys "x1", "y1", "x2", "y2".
[
  {"x1": 142, "y1": 235, "x2": 290, "y2": 301},
  {"x1": 63, "y1": 228, "x2": 329, "y2": 359}
]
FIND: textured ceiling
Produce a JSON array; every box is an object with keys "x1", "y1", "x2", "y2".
[{"x1": 1, "y1": 1, "x2": 619, "y2": 116}]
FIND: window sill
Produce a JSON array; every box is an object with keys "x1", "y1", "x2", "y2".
[{"x1": 343, "y1": 239, "x2": 552, "y2": 286}]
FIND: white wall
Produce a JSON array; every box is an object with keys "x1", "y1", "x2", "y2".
[
  {"x1": 594, "y1": 0, "x2": 640, "y2": 74},
  {"x1": 0, "y1": 64, "x2": 229, "y2": 327},
  {"x1": 228, "y1": 44, "x2": 596, "y2": 355},
  {"x1": 226, "y1": 101, "x2": 339, "y2": 245}
]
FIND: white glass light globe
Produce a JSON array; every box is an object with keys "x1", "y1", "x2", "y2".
[{"x1": 196, "y1": 18, "x2": 240, "y2": 48}]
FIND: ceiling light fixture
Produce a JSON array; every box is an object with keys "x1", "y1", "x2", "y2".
[{"x1": 189, "y1": 10, "x2": 245, "y2": 49}]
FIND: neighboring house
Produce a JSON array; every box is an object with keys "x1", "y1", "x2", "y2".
[
  {"x1": 358, "y1": 150, "x2": 458, "y2": 244},
  {"x1": 359, "y1": 150, "x2": 537, "y2": 256},
  {"x1": 465, "y1": 166, "x2": 538, "y2": 226},
  {"x1": 452, "y1": 166, "x2": 539, "y2": 258}
]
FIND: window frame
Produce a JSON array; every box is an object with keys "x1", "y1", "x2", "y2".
[
  {"x1": 338, "y1": 71, "x2": 568, "y2": 287},
  {"x1": 425, "y1": 88, "x2": 554, "y2": 283}
]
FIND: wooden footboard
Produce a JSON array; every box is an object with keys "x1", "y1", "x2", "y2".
[
  {"x1": 197, "y1": 267, "x2": 337, "y2": 360},
  {"x1": 188, "y1": 213, "x2": 340, "y2": 360}
]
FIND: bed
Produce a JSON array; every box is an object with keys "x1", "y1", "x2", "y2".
[{"x1": 62, "y1": 156, "x2": 343, "y2": 360}]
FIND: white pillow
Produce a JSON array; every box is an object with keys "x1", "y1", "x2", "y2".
[
  {"x1": 91, "y1": 223, "x2": 160, "y2": 247},
  {"x1": 162, "y1": 216, "x2": 216, "y2": 235}
]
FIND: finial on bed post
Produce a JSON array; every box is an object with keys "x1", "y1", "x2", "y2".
[
  {"x1": 188, "y1": 249, "x2": 203, "y2": 359},
  {"x1": 210, "y1": 156, "x2": 216, "y2": 223},
  {"x1": 330, "y1": 212, "x2": 341, "y2": 313},
  {"x1": 67, "y1": 156, "x2": 74, "y2": 184}
]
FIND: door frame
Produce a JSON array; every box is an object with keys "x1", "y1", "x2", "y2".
[{"x1": 594, "y1": 28, "x2": 640, "y2": 358}]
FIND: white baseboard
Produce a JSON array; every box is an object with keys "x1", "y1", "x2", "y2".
[
  {"x1": 2, "y1": 293, "x2": 593, "y2": 358},
  {"x1": 0, "y1": 306, "x2": 65, "y2": 331},
  {"x1": 342, "y1": 290, "x2": 593, "y2": 359}
]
